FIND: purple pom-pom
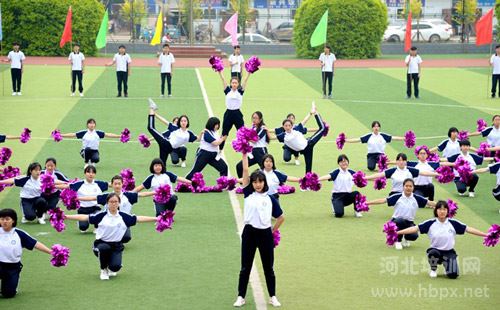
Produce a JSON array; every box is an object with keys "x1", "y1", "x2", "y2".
[
  {"x1": 120, "y1": 168, "x2": 136, "y2": 191},
  {"x1": 354, "y1": 194, "x2": 370, "y2": 212},
  {"x1": 191, "y1": 172, "x2": 206, "y2": 193},
  {"x1": 209, "y1": 55, "x2": 224, "y2": 72},
  {"x1": 377, "y1": 154, "x2": 389, "y2": 172},
  {"x1": 495, "y1": 151, "x2": 500, "y2": 162},
  {"x1": 138, "y1": 134, "x2": 151, "y2": 148},
  {"x1": 20, "y1": 128, "x2": 31, "y2": 144},
  {"x1": 120, "y1": 128, "x2": 130, "y2": 143},
  {"x1": 436, "y1": 166, "x2": 455, "y2": 184},
  {"x1": 454, "y1": 158, "x2": 473, "y2": 183},
  {"x1": 273, "y1": 230, "x2": 281, "y2": 248},
  {"x1": 156, "y1": 210, "x2": 175, "y2": 232},
  {"x1": 299, "y1": 172, "x2": 322, "y2": 191},
  {"x1": 322, "y1": 122, "x2": 330, "y2": 137},
  {"x1": 477, "y1": 119, "x2": 487, "y2": 132},
  {"x1": 383, "y1": 221, "x2": 399, "y2": 246},
  {"x1": 483, "y1": 224, "x2": 500, "y2": 247},
  {"x1": 0, "y1": 147, "x2": 12, "y2": 165},
  {"x1": 244, "y1": 56, "x2": 261, "y2": 74},
  {"x1": 476, "y1": 142, "x2": 490, "y2": 157},
  {"x1": 175, "y1": 182, "x2": 194, "y2": 193},
  {"x1": 374, "y1": 177, "x2": 387, "y2": 190},
  {"x1": 40, "y1": 173, "x2": 56, "y2": 195},
  {"x1": 404, "y1": 130, "x2": 416, "y2": 148},
  {"x1": 232, "y1": 126, "x2": 259, "y2": 154},
  {"x1": 216, "y1": 176, "x2": 238, "y2": 191},
  {"x1": 458, "y1": 130, "x2": 469, "y2": 141},
  {"x1": 60, "y1": 188, "x2": 80, "y2": 210},
  {"x1": 447, "y1": 199, "x2": 458, "y2": 218},
  {"x1": 0, "y1": 166, "x2": 21, "y2": 192},
  {"x1": 50, "y1": 244, "x2": 70, "y2": 267},
  {"x1": 427, "y1": 152, "x2": 440, "y2": 162},
  {"x1": 336, "y1": 133, "x2": 346, "y2": 150},
  {"x1": 235, "y1": 187, "x2": 244, "y2": 194},
  {"x1": 414, "y1": 145, "x2": 429, "y2": 157},
  {"x1": 48, "y1": 207, "x2": 66, "y2": 232},
  {"x1": 51, "y1": 129, "x2": 63, "y2": 142},
  {"x1": 277, "y1": 185, "x2": 295, "y2": 195},
  {"x1": 154, "y1": 184, "x2": 172, "y2": 204},
  {"x1": 352, "y1": 171, "x2": 367, "y2": 188}
]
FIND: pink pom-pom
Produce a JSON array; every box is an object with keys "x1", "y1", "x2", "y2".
[
  {"x1": 120, "y1": 168, "x2": 136, "y2": 191},
  {"x1": 477, "y1": 119, "x2": 487, "y2": 132},
  {"x1": 427, "y1": 152, "x2": 440, "y2": 162},
  {"x1": 322, "y1": 122, "x2": 330, "y2": 137},
  {"x1": 495, "y1": 151, "x2": 500, "y2": 162},
  {"x1": 154, "y1": 184, "x2": 172, "y2": 204},
  {"x1": 458, "y1": 130, "x2": 469, "y2": 141},
  {"x1": 447, "y1": 199, "x2": 458, "y2": 218},
  {"x1": 377, "y1": 154, "x2": 389, "y2": 172},
  {"x1": 0, "y1": 166, "x2": 20, "y2": 192},
  {"x1": 352, "y1": 171, "x2": 367, "y2": 188},
  {"x1": 336, "y1": 133, "x2": 346, "y2": 150},
  {"x1": 273, "y1": 229, "x2": 281, "y2": 248},
  {"x1": 216, "y1": 176, "x2": 238, "y2": 191},
  {"x1": 483, "y1": 224, "x2": 500, "y2": 247},
  {"x1": 0, "y1": 147, "x2": 12, "y2": 165},
  {"x1": 191, "y1": 172, "x2": 206, "y2": 193},
  {"x1": 120, "y1": 128, "x2": 130, "y2": 143},
  {"x1": 374, "y1": 177, "x2": 387, "y2": 190},
  {"x1": 383, "y1": 221, "x2": 399, "y2": 246},
  {"x1": 209, "y1": 55, "x2": 224, "y2": 72},
  {"x1": 138, "y1": 134, "x2": 151, "y2": 148},
  {"x1": 436, "y1": 166, "x2": 455, "y2": 184},
  {"x1": 20, "y1": 128, "x2": 31, "y2": 144},
  {"x1": 40, "y1": 173, "x2": 56, "y2": 195},
  {"x1": 50, "y1": 244, "x2": 70, "y2": 267},
  {"x1": 60, "y1": 188, "x2": 80, "y2": 210},
  {"x1": 156, "y1": 210, "x2": 175, "y2": 232},
  {"x1": 476, "y1": 142, "x2": 490, "y2": 157},
  {"x1": 232, "y1": 126, "x2": 259, "y2": 154},
  {"x1": 299, "y1": 172, "x2": 322, "y2": 191},
  {"x1": 354, "y1": 193, "x2": 370, "y2": 212},
  {"x1": 277, "y1": 184, "x2": 295, "y2": 195},
  {"x1": 235, "y1": 187, "x2": 244, "y2": 194},
  {"x1": 454, "y1": 158, "x2": 473, "y2": 183},
  {"x1": 48, "y1": 207, "x2": 66, "y2": 232},
  {"x1": 51, "y1": 129, "x2": 63, "y2": 142},
  {"x1": 414, "y1": 145, "x2": 429, "y2": 157},
  {"x1": 244, "y1": 56, "x2": 261, "y2": 74},
  {"x1": 404, "y1": 130, "x2": 416, "y2": 148},
  {"x1": 175, "y1": 182, "x2": 194, "y2": 193}
]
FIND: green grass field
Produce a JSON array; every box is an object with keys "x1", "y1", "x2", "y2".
[{"x1": 0, "y1": 62, "x2": 499, "y2": 309}]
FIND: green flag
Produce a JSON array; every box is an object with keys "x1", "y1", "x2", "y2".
[
  {"x1": 310, "y1": 10, "x2": 328, "y2": 47},
  {"x1": 95, "y1": 9, "x2": 108, "y2": 49}
]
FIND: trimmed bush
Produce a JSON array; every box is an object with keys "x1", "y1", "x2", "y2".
[
  {"x1": 293, "y1": 0, "x2": 388, "y2": 59},
  {"x1": 1, "y1": 0, "x2": 104, "y2": 56}
]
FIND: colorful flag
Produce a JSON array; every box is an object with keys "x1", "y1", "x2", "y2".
[
  {"x1": 224, "y1": 13, "x2": 239, "y2": 46},
  {"x1": 95, "y1": 9, "x2": 109, "y2": 49},
  {"x1": 310, "y1": 10, "x2": 328, "y2": 47},
  {"x1": 59, "y1": 6, "x2": 72, "y2": 48},
  {"x1": 150, "y1": 10, "x2": 163, "y2": 46},
  {"x1": 404, "y1": 12, "x2": 412, "y2": 52},
  {"x1": 476, "y1": 8, "x2": 494, "y2": 46}
]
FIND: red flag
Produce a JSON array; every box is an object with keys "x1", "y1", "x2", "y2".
[
  {"x1": 404, "y1": 12, "x2": 412, "y2": 52},
  {"x1": 476, "y1": 9, "x2": 494, "y2": 46},
  {"x1": 59, "y1": 6, "x2": 72, "y2": 48}
]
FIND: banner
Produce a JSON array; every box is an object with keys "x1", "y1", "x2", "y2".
[
  {"x1": 254, "y1": 0, "x2": 299, "y2": 9},
  {"x1": 386, "y1": 0, "x2": 426, "y2": 8}
]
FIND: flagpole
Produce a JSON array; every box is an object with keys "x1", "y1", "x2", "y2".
[{"x1": 487, "y1": 42, "x2": 492, "y2": 99}]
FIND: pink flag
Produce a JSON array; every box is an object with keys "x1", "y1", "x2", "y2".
[{"x1": 224, "y1": 13, "x2": 239, "y2": 46}]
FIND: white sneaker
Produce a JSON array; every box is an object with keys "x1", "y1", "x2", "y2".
[
  {"x1": 38, "y1": 216, "x2": 46, "y2": 225},
  {"x1": 80, "y1": 93, "x2": 84, "y2": 97},
  {"x1": 100, "y1": 269, "x2": 109, "y2": 280},
  {"x1": 168, "y1": 94, "x2": 172, "y2": 97},
  {"x1": 233, "y1": 296, "x2": 245, "y2": 307},
  {"x1": 181, "y1": 161, "x2": 186, "y2": 168},
  {"x1": 459, "y1": 192, "x2": 465, "y2": 196},
  {"x1": 12, "y1": 92, "x2": 17, "y2": 96},
  {"x1": 469, "y1": 192, "x2": 475, "y2": 198},
  {"x1": 148, "y1": 98, "x2": 158, "y2": 110},
  {"x1": 107, "y1": 268, "x2": 117, "y2": 277},
  {"x1": 429, "y1": 270, "x2": 437, "y2": 278},
  {"x1": 401, "y1": 238, "x2": 410, "y2": 248},
  {"x1": 269, "y1": 296, "x2": 281, "y2": 307},
  {"x1": 160, "y1": 94, "x2": 165, "y2": 98},
  {"x1": 295, "y1": 159, "x2": 300, "y2": 166},
  {"x1": 354, "y1": 211, "x2": 363, "y2": 218},
  {"x1": 17, "y1": 92, "x2": 22, "y2": 96},
  {"x1": 394, "y1": 242, "x2": 403, "y2": 250},
  {"x1": 21, "y1": 217, "x2": 28, "y2": 224},
  {"x1": 71, "y1": 92, "x2": 75, "y2": 97}
]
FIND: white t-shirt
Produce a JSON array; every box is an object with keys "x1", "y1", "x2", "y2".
[
  {"x1": 491, "y1": 54, "x2": 500, "y2": 74},
  {"x1": 284, "y1": 130, "x2": 307, "y2": 152},
  {"x1": 68, "y1": 52, "x2": 85, "y2": 71},
  {"x1": 113, "y1": 53, "x2": 132, "y2": 72},
  {"x1": 405, "y1": 55, "x2": 422, "y2": 74},
  {"x1": 8, "y1": 51, "x2": 26, "y2": 69},
  {"x1": 229, "y1": 54, "x2": 244, "y2": 73},
  {"x1": 158, "y1": 53, "x2": 175, "y2": 73},
  {"x1": 319, "y1": 53, "x2": 336, "y2": 72}
]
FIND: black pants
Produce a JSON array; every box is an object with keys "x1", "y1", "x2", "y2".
[
  {"x1": 427, "y1": 248, "x2": 459, "y2": 279},
  {"x1": 238, "y1": 225, "x2": 276, "y2": 298},
  {"x1": 116, "y1": 71, "x2": 128, "y2": 95},
  {"x1": 171, "y1": 147, "x2": 187, "y2": 165},
  {"x1": 93, "y1": 240, "x2": 124, "y2": 272},
  {"x1": 322, "y1": 71, "x2": 333, "y2": 96},
  {"x1": 77, "y1": 206, "x2": 101, "y2": 231},
  {"x1": 148, "y1": 115, "x2": 173, "y2": 165},
  {"x1": 160, "y1": 72, "x2": 172, "y2": 95},
  {"x1": 414, "y1": 183, "x2": 435, "y2": 201},
  {"x1": 331, "y1": 191, "x2": 359, "y2": 218},
  {"x1": 220, "y1": 109, "x2": 244, "y2": 150},
  {"x1": 392, "y1": 218, "x2": 418, "y2": 242},
  {"x1": 0, "y1": 262, "x2": 22, "y2": 298},
  {"x1": 492, "y1": 74, "x2": 500, "y2": 96},
  {"x1": 367, "y1": 153, "x2": 382, "y2": 171},
  {"x1": 154, "y1": 195, "x2": 178, "y2": 216},
  {"x1": 298, "y1": 114, "x2": 325, "y2": 173},
  {"x1": 21, "y1": 197, "x2": 49, "y2": 221},
  {"x1": 11, "y1": 68, "x2": 22, "y2": 92},
  {"x1": 406, "y1": 73, "x2": 420, "y2": 98},
  {"x1": 186, "y1": 149, "x2": 228, "y2": 180},
  {"x1": 454, "y1": 174, "x2": 479, "y2": 194},
  {"x1": 80, "y1": 148, "x2": 100, "y2": 164},
  {"x1": 71, "y1": 70, "x2": 83, "y2": 93},
  {"x1": 236, "y1": 147, "x2": 267, "y2": 178},
  {"x1": 122, "y1": 228, "x2": 132, "y2": 243},
  {"x1": 231, "y1": 71, "x2": 242, "y2": 82},
  {"x1": 493, "y1": 185, "x2": 500, "y2": 201},
  {"x1": 283, "y1": 145, "x2": 299, "y2": 162}
]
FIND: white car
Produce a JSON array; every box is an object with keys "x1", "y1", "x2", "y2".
[
  {"x1": 383, "y1": 20, "x2": 453, "y2": 42},
  {"x1": 221, "y1": 33, "x2": 273, "y2": 44}
]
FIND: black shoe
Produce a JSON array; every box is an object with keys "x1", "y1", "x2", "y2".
[
  {"x1": 492, "y1": 94, "x2": 496, "y2": 98},
  {"x1": 124, "y1": 93, "x2": 128, "y2": 98},
  {"x1": 406, "y1": 96, "x2": 411, "y2": 99},
  {"x1": 117, "y1": 93, "x2": 122, "y2": 97},
  {"x1": 415, "y1": 96, "x2": 420, "y2": 99}
]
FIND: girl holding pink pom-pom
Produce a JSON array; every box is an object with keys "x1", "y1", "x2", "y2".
[
  {"x1": 430, "y1": 127, "x2": 461, "y2": 158},
  {"x1": 65, "y1": 193, "x2": 157, "y2": 280},
  {"x1": 397, "y1": 200, "x2": 487, "y2": 279},
  {"x1": 0, "y1": 133, "x2": 21, "y2": 144},
  {"x1": 408, "y1": 147, "x2": 442, "y2": 200},
  {"x1": 259, "y1": 154, "x2": 300, "y2": 200},
  {"x1": 318, "y1": 154, "x2": 363, "y2": 218},
  {"x1": 233, "y1": 152, "x2": 285, "y2": 308},
  {"x1": 469, "y1": 115, "x2": 500, "y2": 157},
  {"x1": 0, "y1": 208, "x2": 56, "y2": 298}
]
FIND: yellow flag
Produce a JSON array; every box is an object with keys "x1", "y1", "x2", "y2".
[{"x1": 150, "y1": 11, "x2": 163, "y2": 46}]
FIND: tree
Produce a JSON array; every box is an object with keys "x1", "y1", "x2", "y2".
[
  {"x1": 453, "y1": 0, "x2": 478, "y2": 43},
  {"x1": 403, "y1": 0, "x2": 423, "y2": 41},
  {"x1": 120, "y1": 0, "x2": 146, "y2": 40},
  {"x1": 229, "y1": 0, "x2": 257, "y2": 43},
  {"x1": 178, "y1": 0, "x2": 203, "y2": 43}
]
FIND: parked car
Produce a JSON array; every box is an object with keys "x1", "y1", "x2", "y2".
[
  {"x1": 221, "y1": 33, "x2": 273, "y2": 44},
  {"x1": 383, "y1": 20, "x2": 453, "y2": 42},
  {"x1": 270, "y1": 21, "x2": 294, "y2": 41}
]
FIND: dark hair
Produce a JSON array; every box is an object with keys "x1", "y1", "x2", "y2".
[
  {"x1": 111, "y1": 175, "x2": 123, "y2": 184},
  {"x1": 172, "y1": 117, "x2": 180, "y2": 124},
  {"x1": 86, "y1": 118, "x2": 96, "y2": 125},
  {"x1": 324, "y1": 45, "x2": 331, "y2": 51},
  {"x1": 286, "y1": 113, "x2": 295, "y2": 120},
  {"x1": 410, "y1": 46, "x2": 417, "y2": 51},
  {"x1": 433, "y1": 200, "x2": 449, "y2": 217},
  {"x1": 13, "y1": 42, "x2": 20, "y2": 46},
  {"x1": 163, "y1": 43, "x2": 170, "y2": 48},
  {"x1": 84, "y1": 164, "x2": 97, "y2": 174},
  {"x1": 282, "y1": 119, "x2": 293, "y2": 126},
  {"x1": 45, "y1": 157, "x2": 57, "y2": 165},
  {"x1": 252, "y1": 111, "x2": 265, "y2": 129},
  {"x1": 205, "y1": 117, "x2": 220, "y2": 131},
  {"x1": 396, "y1": 153, "x2": 408, "y2": 161},
  {"x1": 178, "y1": 115, "x2": 190, "y2": 128},
  {"x1": 495, "y1": 45, "x2": 500, "y2": 49},
  {"x1": 337, "y1": 154, "x2": 349, "y2": 164},
  {"x1": 230, "y1": 77, "x2": 240, "y2": 84},
  {"x1": 403, "y1": 178, "x2": 415, "y2": 187},
  {"x1": 448, "y1": 127, "x2": 459, "y2": 138},
  {"x1": 249, "y1": 170, "x2": 269, "y2": 193},
  {"x1": 234, "y1": 45, "x2": 240, "y2": 49},
  {"x1": 261, "y1": 154, "x2": 276, "y2": 170},
  {"x1": 106, "y1": 192, "x2": 121, "y2": 204},
  {"x1": 118, "y1": 45, "x2": 126, "y2": 49},
  {"x1": 150, "y1": 158, "x2": 166, "y2": 174},
  {"x1": 492, "y1": 115, "x2": 500, "y2": 122},
  {"x1": 74, "y1": 43, "x2": 80, "y2": 47},
  {"x1": 27, "y1": 162, "x2": 42, "y2": 177},
  {"x1": 0, "y1": 208, "x2": 18, "y2": 227},
  {"x1": 459, "y1": 139, "x2": 471, "y2": 147},
  {"x1": 371, "y1": 121, "x2": 381, "y2": 128}
]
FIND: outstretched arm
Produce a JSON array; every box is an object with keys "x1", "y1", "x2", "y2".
[
  {"x1": 5, "y1": 135, "x2": 21, "y2": 140},
  {"x1": 241, "y1": 72, "x2": 251, "y2": 90},
  {"x1": 0, "y1": 178, "x2": 15, "y2": 185},
  {"x1": 286, "y1": 176, "x2": 301, "y2": 182},
  {"x1": 391, "y1": 136, "x2": 405, "y2": 141},
  {"x1": 65, "y1": 214, "x2": 90, "y2": 221},
  {"x1": 397, "y1": 226, "x2": 419, "y2": 235},
  {"x1": 466, "y1": 226, "x2": 488, "y2": 237},
  {"x1": 473, "y1": 167, "x2": 489, "y2": 174},
  {"x1": 241, "y1": 153, "x2": 250, "y2": 188},
  {"x1": 60, "y1": 133, "x2": 77, "y2": 138},
  {"x1": 132, "y1": 184, "x2": 145, "y2": 193},
  {"x1": 318, "y1": 175, "x2": 332, "y2": 182},
  {"x1": 218, "y1": 71, "x2": 228, "y2": 89},
  {"x1": 104, "y1": 133, "x2": 121, "y2": 138},
  {"x1": 34, "y1": 242, "x2": 52, "y2": 255},
  {"x1": 366, "y1": 172, "x2": 385, "y2": 180},
  {"x1": 426, "y1": 200, "x2": 436, "y2": 208},
  {"x1": 137, "y1": 216, "x2": 157, "y2": 223},
  {"x1": 366, "y1": 198, "x2": 387, "y2": 206},
  {"x1": 155, "y1": 113, "x2": 170, "y2": 126},
  {"x1": 176, "y1": 176, "x2": 192, "y2": 184},
  {"x1": 345, "y1": 137, "x2": 361, "y2": 143}
]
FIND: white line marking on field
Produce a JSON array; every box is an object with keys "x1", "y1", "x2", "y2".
[{"x1": 195, "y1": 68, "x2": 267, "y2": 310}]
